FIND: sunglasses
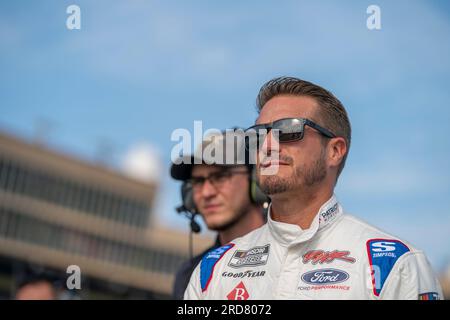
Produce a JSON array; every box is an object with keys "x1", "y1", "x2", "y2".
[{"x1": 244, "y1": 117, "x2": 336, "y2": 150}]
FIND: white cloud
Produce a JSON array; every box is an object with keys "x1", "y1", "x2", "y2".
[{"x1": 121, "y1": 142, "x2": 162, "y2": 183}]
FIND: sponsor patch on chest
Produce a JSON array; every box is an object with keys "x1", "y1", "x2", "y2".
[
  {"x1": 301, "y1": 268, "x2": 349, "y2": 285},
  {"x1": 298, "y1": 268, "x2": 351, "y2": 291},
  {"x1": 228, "y1": 244, "x2": 270, "y2": 268},
  {"x1": 302, "y1": 250, "x2": 356, "y2": 264}
]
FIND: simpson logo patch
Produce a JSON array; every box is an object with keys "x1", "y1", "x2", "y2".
[
  {"x1": 228, "y1": 244, "x2": 270, "y2": 268},
  {"x1": 366, "y1": 239, "x2": 410, "y2": 297}
]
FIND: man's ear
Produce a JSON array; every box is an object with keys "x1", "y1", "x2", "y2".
[{"x1": 328, "y1": 137, "x2": 347, "y2": 168}]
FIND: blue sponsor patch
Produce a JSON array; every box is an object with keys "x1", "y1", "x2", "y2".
[
  {"x1": 200, "y1": 243, "x2": 234, "y2": 292},
  {"x1": 366, "y1": 239, "x2": 410, "y2": 296},
  {"x1": 301, "y1": 268, "x2": 349, "y2": 285}
]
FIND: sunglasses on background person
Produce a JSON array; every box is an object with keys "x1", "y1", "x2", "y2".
[{"x1": 244, "y1": 117, "x2": 336, "y2": 151}]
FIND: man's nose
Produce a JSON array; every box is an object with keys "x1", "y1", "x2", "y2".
[
  {"x1": 260, "y1": 130, "x2": 280, "y2": 155},
  {"x1": 200, "y1": 179, "x2": 217, "y2": 198}
]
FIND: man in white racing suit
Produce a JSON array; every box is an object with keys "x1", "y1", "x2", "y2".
[{"x1": 184, "y1": 76, "x2": 442, "y2": 300}]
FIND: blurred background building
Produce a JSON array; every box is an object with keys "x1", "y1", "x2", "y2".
[{"x1": 0, "y1": 131, "x2": 210, "y2": 299}]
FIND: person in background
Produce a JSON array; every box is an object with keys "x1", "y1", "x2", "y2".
[
  {"x1": 15, "y1": 277, "x2": 57, "y2": 300},
  {"x1": 170, "y1": 131, "x2": 268, "y2": 300}
]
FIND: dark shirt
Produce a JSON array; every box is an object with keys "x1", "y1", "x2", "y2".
[{"x1": 172, "y1": 237, "x2": 221, "y2": 300}]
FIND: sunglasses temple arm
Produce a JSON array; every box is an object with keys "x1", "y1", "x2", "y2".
[{"x1": 306, "y1": 120, "x2": 336, "y2": 138}]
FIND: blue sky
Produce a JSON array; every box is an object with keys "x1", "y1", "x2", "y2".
[{"x1": 1, "y1": 0, "x2": 449, "y2": 272}]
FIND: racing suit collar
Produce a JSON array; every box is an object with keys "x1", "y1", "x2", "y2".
[{"x1": 267, "y1": 194, "x2": 342, "y2": 246}]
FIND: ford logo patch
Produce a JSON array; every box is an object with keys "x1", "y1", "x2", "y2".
[{"x1": 301, "y1": 269, "x2": 349, "y2": 285}]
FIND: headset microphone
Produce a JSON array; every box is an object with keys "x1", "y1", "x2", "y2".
[
  {"x1": 190, "y1": 218, "x2": 201, "y2": 234},
  {"x1": 176, "y1": 206, "x2": 202, "y2": 234},
  {"x1": 175, "y1": 182, "x2": 202, "y2": 259},
  {"x1": 176, "y1": 181, "x2": 202, "y2": 234}
]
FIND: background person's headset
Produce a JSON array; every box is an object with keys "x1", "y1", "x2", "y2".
[{"x1": 176, "y1": 164, "x2": 269, "y2": 233}]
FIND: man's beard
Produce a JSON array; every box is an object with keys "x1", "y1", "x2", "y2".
[{"x1": 259, "y1": 149, "x2": 327, "y2": 195}]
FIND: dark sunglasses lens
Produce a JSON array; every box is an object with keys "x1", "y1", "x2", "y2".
[
  {"x1": 276, "y1": 119, "x2": 303, "y2": 142},
  {"x1": 279, "y1": 132, "x2": 303, "y2": 142}
]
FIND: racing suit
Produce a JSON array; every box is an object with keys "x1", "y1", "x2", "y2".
[{"x1": 184, "y1": 195, "x2": 443, "y2": 300}]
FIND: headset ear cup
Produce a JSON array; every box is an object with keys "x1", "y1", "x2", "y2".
[
  {"x1": 249, "y1": 166, "x2": 270, "y2": 205},
  {"x1": 181, "y1": 181, "x2": 198, "y2": 213}
]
